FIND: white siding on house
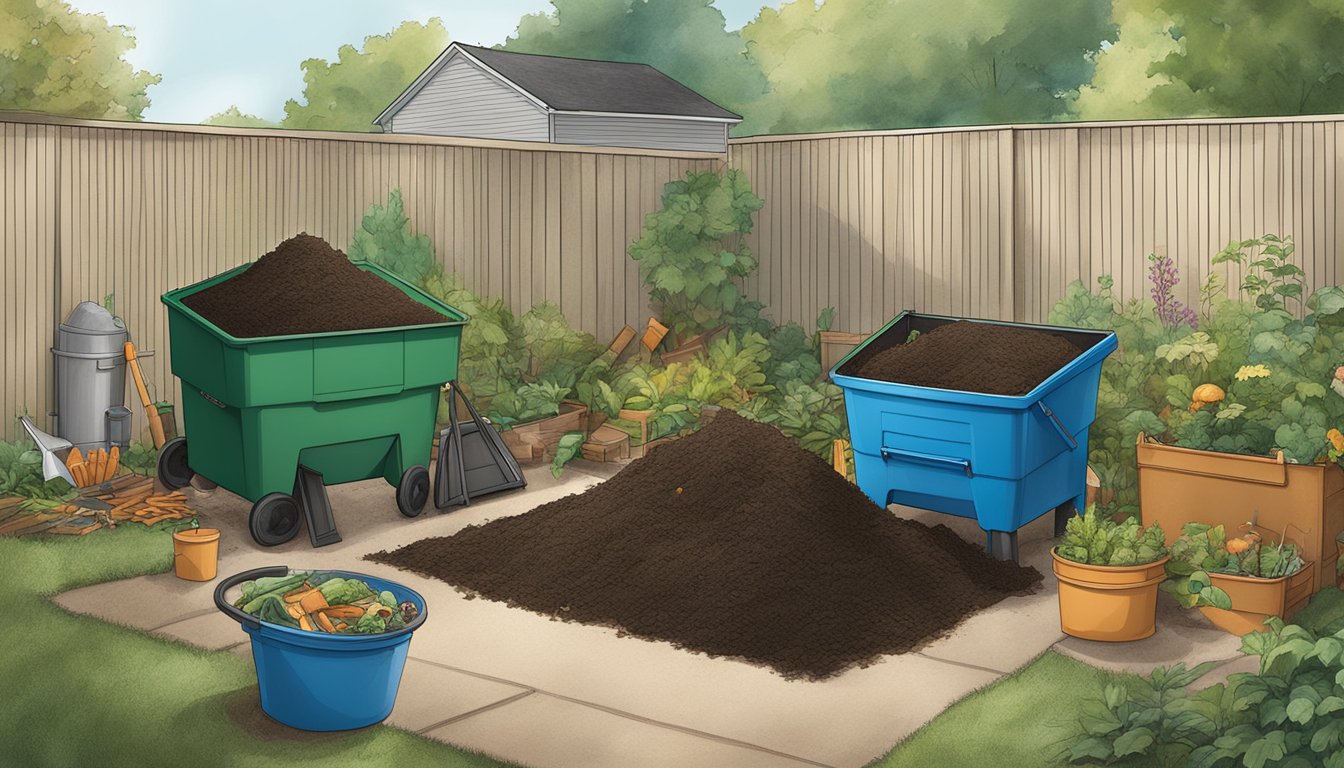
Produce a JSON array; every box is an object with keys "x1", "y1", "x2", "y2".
[
  {"x1": 552, "y1": 114, "x2": 728, "y2": 152},
  {"x1": 390, "y1": 54, "x2": 549, "y2": 141}
]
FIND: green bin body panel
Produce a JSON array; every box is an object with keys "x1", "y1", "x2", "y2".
[{"x1": 161, "y1": 261, "x2": 466, "y2": 503}]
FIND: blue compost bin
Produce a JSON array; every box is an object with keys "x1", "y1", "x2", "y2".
[
  {"x1": 831, "y1": 312, "x2": 1117, "y2": 561},
  {"x1": 215, "y1": 566, "x2": 427, "y2": 731}
]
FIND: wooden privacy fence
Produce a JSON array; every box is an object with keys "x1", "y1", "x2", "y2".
[
  {"x1": 730, "y1": 115, "x2": 1344, "y2": 334},
  {"x1": 0, "y1": 111, "x2": 722, "y2": 442},
  {"x1": 4, "y1": 110, "x2": 1344, "y2": 443}
]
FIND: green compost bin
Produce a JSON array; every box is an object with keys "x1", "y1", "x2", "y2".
[{"x1": 160, "y1": 261, "x2": 466, "y2": 512}]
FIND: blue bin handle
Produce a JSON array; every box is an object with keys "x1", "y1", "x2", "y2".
[
  {"x1": 881, "y1": 446, "x2": 972, "y2": 477},
  {"x1": 214, "y1": 565, "x2": 289, "y2": 631},
  {"x1": 1037, "y1": 401, "x2": 1079, "y2": 451}
]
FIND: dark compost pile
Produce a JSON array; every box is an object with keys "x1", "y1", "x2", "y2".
[
  {"x1": 369, "y1": 412, "x2": 1041, "y2": 679},
  {"x1": 182, "y1": 233, "x2": 446, "y2": 338},
  {"x1": 854, "y1": 321, "x2": 1082, "y2": 396}
]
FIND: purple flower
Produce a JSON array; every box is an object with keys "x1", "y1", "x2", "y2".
[{"x1": 1149, "y1": 254, "x2": 1198, "y2": 329}]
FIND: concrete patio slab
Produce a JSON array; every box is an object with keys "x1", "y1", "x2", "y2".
[
  {"x1": 918, "y1": 537, "x2": 1064, "y2": 673},
  {"x1": 387, "y1": 658, "x2": 532, "y2": 733},
  {"x1": 422, "y1": 691, "x2": 827, "y2": 768},
  {"x1": 154, "y1": 610, "x2": 247, "y2": 651},
  {"x1": 1052, "y1": 594, "x2": 1244, "y2": 675},
  {"x1": 52, "y1": 462, "x2": 1162, "y2": 768}
]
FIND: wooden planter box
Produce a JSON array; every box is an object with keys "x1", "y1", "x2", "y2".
[
  {"x1": 1136, "y1": 434, "x2": 1344, "y2": 594},
  {"x1": 499, "y1": 401, "x2": 589, "y2": 465},
  {"x1": 1199, "y1": 562, "x2": 1316, "y2": 636},
  {"x1": 581, "y1": 424, "x2": 630, "y2": 463},
  {"x1": 819, "y1": 331, "x2": 868, "y2": 376}
]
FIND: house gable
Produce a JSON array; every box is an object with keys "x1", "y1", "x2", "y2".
[{"x1": 381, "y1": 50, "x2": 550, "y2": 142}]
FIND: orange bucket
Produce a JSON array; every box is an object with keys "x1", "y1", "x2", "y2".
[{"x1": 173, "y1": 524, "x2": 221, "y2": 581}]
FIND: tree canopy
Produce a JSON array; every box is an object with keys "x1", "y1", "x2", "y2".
[
  {"x1": 503, "y1": 0, "x2": 770, "y2": 134},
  {"x1": 282, "y1": 18, "x2": 449, "y2": 132},
  {"x1": 742, "y1": 0, "x2": 1113, "y2": 132},
  {"x1": 1074, "y1": 0, "x2": 1344, "y2": 120},
  {"x1": 0, "y1": 0, "x2": 159, "y2": 120},
  {"x1": 202, "y1": 106, "x2": 279, "y2": 129}
]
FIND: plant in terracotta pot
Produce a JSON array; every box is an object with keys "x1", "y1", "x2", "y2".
[
  {"x1": 1052, "y1": 505, "x2": 1169, "y2": 642},
  {"x1": 1163, "y1": 521, "x2": 1314, "y2": 636}
]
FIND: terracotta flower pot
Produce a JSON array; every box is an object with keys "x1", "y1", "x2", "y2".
[
  {"x1": 1052, "y1": 549, "x2": 1170, "y2": 642},
  {"x1": 1136, "y1": 434, "x2": 1344, "y2": 594},
  {"x1": 1199, "y1": 562, "x2": 1316, "y2": 636}
]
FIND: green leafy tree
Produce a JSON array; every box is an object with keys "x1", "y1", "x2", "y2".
[
  {"x1": 0, "y1": 0, "x2": 159, "y2": 119},
  {"x1": 283, "y1": 19, "x2": 449, "y2": 132},
  {"x1": 1074, "y1": 0, "x2": 1344, "y2": 119},
  {"x1": 202, "y1": 106, "x2": 279, "y2": 129},
  {"x1": 628, "y1": 169, "x2": 764, "y2": 342},
  {"x1": 741, "y1": 0, "x2": 1112, "y2": 132},
  {"x1": 503, "y1": 0, "x2": 769, "y2": 134},
  {"x1": 348, "y1": 188, "x2": 437, "y2": 285}
]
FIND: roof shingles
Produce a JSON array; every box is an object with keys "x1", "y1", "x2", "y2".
[{"x1": 453, "y1": 44, "x2": 740, "y2": 121}]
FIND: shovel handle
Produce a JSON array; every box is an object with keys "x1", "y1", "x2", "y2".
[{"x1": 213, "y1": 566, "x2": 289, "y2": 631}]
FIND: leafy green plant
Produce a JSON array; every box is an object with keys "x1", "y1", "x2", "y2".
[
  {"x1": 618, "y1": 363, "x2": 698, "y2": 440},
  {"x1": 1068, "y1": 661, "x2": 1227, "y2": 765},
  {"x1": 1074, "y1": 618, "x2": 1344, "y2": 768},
  {"x1": 550, "y1": 432, "x2": 585, "y2": 478},
  {"x1": 1056, "y1": 504, "x2": 1167, "y2": 566},
  {"x1": 422, "y1": 271, "x2": 527, "y2": 405},
  {"x1": 1165, "y1": 522, "x2": 1307, "y2": 610},
  {"x1": 1212, "y1": 233, "x2": 1307, "y2": 313},
  {"x1": 0, "y1": 441, "x2": 73, "y2": 500},
  {"x1": 521, "y1": 302, "x2": 602, "y2": 382},
  {"x1": 118, "y1": 441, "x2": 157, "y2": 476},
  {"x1": 487, "y1": 381, "x2": 571, "y2": 428},
  {"x1": 738, "y1": 379, "x2": 849, "y2": 460},
  {"x1": 349, "y1": 188, "x2": 438, "y2": 286},
  {"x1": 685, "y1": 332, "x2": 771, "y2": 408},
  {"x1": 627, "y1": 169, "x2": 766, "y2": 341}
]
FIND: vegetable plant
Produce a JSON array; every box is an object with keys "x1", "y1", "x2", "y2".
[
  {"x1": 1071, "y1": 618, "x2": 1344, "y2": 768},
  {"x1": 487, "y1": 381, "x2": 572, "y2": 428},
  {"x1": 1055, "y1": 504, "x2": 1167, "y2": 567},
  {"x1": 1212, "y1": 233, "x2": 1307, "y2": 313},
  {"x1": 627, "y1": 169, "x2": 766, "y2": 342},
  {"x1": 1164, "y1": 522, "x2": 1307, "y2": 610},
  {"x1": 550, "y1": 432, "x2": 585, "y2": 478}
]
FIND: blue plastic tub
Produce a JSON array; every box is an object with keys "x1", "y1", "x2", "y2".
[
  {"x1": 831, "y1": 312, "x2": 1117, "y2": 558},
  {"x1": 215, "y1": 566, "x2": 427, "y2": 731}
]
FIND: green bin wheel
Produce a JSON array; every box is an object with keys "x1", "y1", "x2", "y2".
[
  {"x1": 250, "y1": 492, "x2": 302, "y2": 546},
  {"x1": 397, "y1": 465, "x2": 430, "y2": 518},
  {"x1": 156, "y1": 437, "x2": 195, "y2": 490}
]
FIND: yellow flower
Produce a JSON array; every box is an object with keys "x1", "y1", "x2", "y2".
[
  {"x1": 1235, "y1": 364, "x2": 1272, "y2": 381},
  {"x1": 1329, "y1": 428, "x2": 1344, "y2": 453}
]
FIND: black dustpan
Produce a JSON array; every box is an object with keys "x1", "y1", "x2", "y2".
[{"x1": 435, "y1": 381, "x2": 527, "y2": 508}]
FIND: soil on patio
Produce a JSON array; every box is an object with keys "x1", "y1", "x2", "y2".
[
  {"x1": 855, "y1": 321, "x2": 1081, "y2": 396},
  {"x1": 182, "y1": 233, "x2": 446, "y2": 338},
  {"x1": 369, "y1": 412, "x2": 1041, "y2": 679}
]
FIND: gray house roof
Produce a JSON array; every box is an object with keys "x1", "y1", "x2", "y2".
[{"x1": 375, "y1": 42, "x2": 741, "y2": 128}]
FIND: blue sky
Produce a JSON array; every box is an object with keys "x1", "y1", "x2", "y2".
[{"x1": 65, "y1": 1, "x2": 774, "y2": 124}]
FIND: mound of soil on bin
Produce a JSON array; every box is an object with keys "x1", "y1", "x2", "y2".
[
  {"x1": 855, "y1": 321, "x2": 1082, "y2": 396},
  {"x1": 182, "y1": 233, "x2": 446, "y2": 338},
  {"x1": 369, "y1": 411, "x2": 1041, "y2": 679}
]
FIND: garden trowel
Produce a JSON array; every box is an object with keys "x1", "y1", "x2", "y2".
[{"x1": 18, "y1": 415, "x2": 77, "y2": 486}]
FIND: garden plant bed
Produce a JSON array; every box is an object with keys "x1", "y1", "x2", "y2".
[
  {"x1": 182, "y1": 233, "x2": 446, "y2": 337},
  {"x1": 854, "y1": 320, "x2": 1082, "y2": 396},
  {"x1": 369, "y1": 412, "x2": 1041, "y2": 679}
]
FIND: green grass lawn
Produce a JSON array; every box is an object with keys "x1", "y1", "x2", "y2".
[
  {"x1": 0, "y1": 523, "x2": 513, "y2": 768},
  {"x1": 869, "y1": 652, "x2": 1128, "y2": 768}
]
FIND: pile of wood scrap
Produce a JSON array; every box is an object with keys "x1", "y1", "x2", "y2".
[{"x1": 0, "y1": 474, "x2": 195, "y2": 538}]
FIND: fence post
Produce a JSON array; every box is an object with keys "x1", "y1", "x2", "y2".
[{"x1": 999, "y1": 127, "x2": 1019, "y2": 322}]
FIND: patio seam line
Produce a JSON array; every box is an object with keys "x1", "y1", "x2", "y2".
[
  {"x1": 912, "y1": 652, "x2": 1013, "y2": 676},
  {"x1": 147, "y1": 606, "x2": 218, "y2": 632},
  {"x1": 407, "y1": 657, "x2": 835, "y2": 768},
  {"x1": 416, "y1": 689, "x2": 538, "y2": 734}
]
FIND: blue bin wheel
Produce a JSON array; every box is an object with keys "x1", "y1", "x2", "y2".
[
  {"x1": 397, "y1": 465, "x2": 430, "y2": 518},
  {"x1": 250, "y1": 492, "x2": 302, "y2": 546},
  {"x1": 157, "y1": 437, "x2": 195, "y2": 490}
]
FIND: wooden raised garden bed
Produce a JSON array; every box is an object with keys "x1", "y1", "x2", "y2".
[
  {"x1": 499, "y1": 401, "x2": 589, "y2": 465},
  {"x1": 1136, "y1": 434, "x2": 1344, "y2": 594}
]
